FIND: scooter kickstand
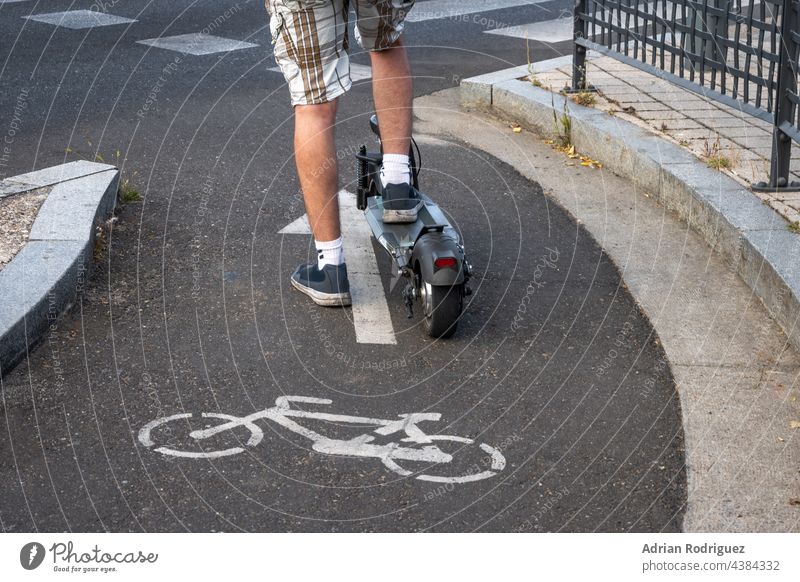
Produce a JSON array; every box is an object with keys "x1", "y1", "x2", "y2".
[{"x1": 402, "y1": 283, "x2": 415, "y2": 319}]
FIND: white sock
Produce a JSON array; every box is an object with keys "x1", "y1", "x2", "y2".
[
  {"x1": 380, "y1": 153, "x2": 411, "y2": 187},
  {"x1": 316, "y1": 237, "x2": 345, "y2": 268}
]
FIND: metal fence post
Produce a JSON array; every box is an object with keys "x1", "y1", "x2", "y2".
[
  {"x1": 770, "y1": 0, "x2": 799, "y2": 188},
  {"x1": 706, "y1": 0, "x2": 730, "y2": 67},
  {"x1": 572, "y1": 0, "x2": 588, "y2": 91}
]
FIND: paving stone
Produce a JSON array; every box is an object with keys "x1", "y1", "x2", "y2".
[
  {"x1": 638, "y1": 109, "x2": 694, "y2": 120},
  {"x1": 655, "y1": 119, "x2": 705, "y2": 130},
  {"x1": 701, "y1": 117, "x2": 756, "y2": 128},
  {"x1": 715, "y1": 126, "x2": 771, "y2": 139},
  {"x1": 619, "y1": 101, "x2": 671, "y2": 111},
  {"x1": 669, "y1": 128, "x2": 724, "y2": 140},
  {"x1": 674, "y1": 101, "x2": 723, "y2": 110}
]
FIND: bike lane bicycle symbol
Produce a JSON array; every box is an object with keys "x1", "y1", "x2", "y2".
[{"x1": 138, "y1": 396, "x2": 506, "y2": 484}]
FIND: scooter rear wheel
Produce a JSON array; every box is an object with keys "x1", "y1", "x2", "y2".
[{"x1": 420, "y1": 281, "x2": 463, "y2": 338}]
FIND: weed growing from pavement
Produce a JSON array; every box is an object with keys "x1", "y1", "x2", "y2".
[
  {"x1": 706, "y1": 155, "x2": 732, "y2": 170},
  {"x1": 551, "y1": 93, "x2": 572, "y2": 148},
  {"x1": 565, "y1": 64, "x2": 595, "y2": 107},
  {"x1": 119, "y1": 178, "x2": 141, "y2": 203},
  {"x1": 543, "y1": 99, "x2": 602, "y2": 170},
  {"x1": 571, "y1": 90, "x2": 596, "y2": 107},
  {"x1": 525, "y1": 40, "x2": 543, "y2": 88},
  {"x1": 525, "y1": 39, "x2": 542, "y2": 87},
  {"x1": 93, "y1": 217, "x2": 117, "y2": 261},
  {"x1": 788, "y1": 221, "x2": 800, "y2": 234},
  {"x1": 701, "y1": 135, "x2": 733, "y2": 170},
  {"x1": 66, "y1": 144, "x2": 141, "y2": 202}
]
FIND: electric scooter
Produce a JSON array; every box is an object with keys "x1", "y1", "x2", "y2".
[{"x1": 356, "y1": 115, "x2": 472, "y2": 338}]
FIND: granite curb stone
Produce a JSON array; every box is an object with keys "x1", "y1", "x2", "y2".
[{"x1": 0, "y1": 164, "x2": 119, "y2": 376}]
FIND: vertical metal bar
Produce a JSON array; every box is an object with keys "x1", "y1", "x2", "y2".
[
  {"x1": 573, "y1": 0, "x2": 588, "y2": 91},
  {"x1": 770, "y1": 0, "x2": 798, "y2": 187},
  {"x1": 707, "y1": 0, "x2": 731, "y2": 92}
]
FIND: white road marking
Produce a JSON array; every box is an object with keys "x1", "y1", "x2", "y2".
[
  {"x1": 139, "y1": 396, "x2": 508, "y2": 483},
  {"x1": 486, "y1": 16, "x2": 574, "y2": 42},
  {"x1": 279, "y1": 190, "x2": 397, "y2": 345},
  {"x1": 24, "y1": 9, "x2": 137, "y2": 29},
  {"x1": 137, "y1": 33, "x2": 258, "y2": 56},
  {"x1": 407, "y1": 0, "x2": 548, "y2": 23},
  {"x1": 278, "y1": 214, "x2": 311, "y2": 235},
  {"x1": 338, "y1": 190, "x2": 397, "y2": 345}
]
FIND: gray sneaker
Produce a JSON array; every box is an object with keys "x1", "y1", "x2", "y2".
[
  {"x1": 382, "y1": 182, "x2": 423, "y2": 223},
  {"x1": 290, "y1": 262, "x2": 352, "y2": 307}
]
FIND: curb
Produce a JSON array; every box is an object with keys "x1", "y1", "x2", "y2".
[
  {"x1": 461, "y1": 68, "x2": 800, "y2": 353},
  {"x1": 0, "y1": 161, "x2": 120, "y2": 377}
]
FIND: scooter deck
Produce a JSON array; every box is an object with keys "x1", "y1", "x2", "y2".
[{"x1": 364, "y1": 192, "x2": 460, "y2": 258}]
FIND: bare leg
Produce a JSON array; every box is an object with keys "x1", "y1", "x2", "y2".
[
  {"x1": 369, "y1": 37, "x2": 412, "y2": 156},
  {"x1": 294, "y1": 100, "x2": 341, "y2": 242}
]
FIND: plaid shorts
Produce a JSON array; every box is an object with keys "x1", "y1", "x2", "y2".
[{"x1": 265, "y1": 0, "x2": 415, "y2": 106}]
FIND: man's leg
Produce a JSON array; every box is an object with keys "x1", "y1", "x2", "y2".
[
  {"x1": 368, "y1": 36, "x2": 420, "y2": 222},
  {"x1": 265, "y1": 0, "x2": 352, "y2": 306},
  {"x1": 294, "y1": 100, "x2": 340, "y2": 242},
  {"x1": 369, "y1": 37, "x2": 412, "y2": 157},
  {"x1": 289, "y1": 99, "x2": 352, "y2": 307}
]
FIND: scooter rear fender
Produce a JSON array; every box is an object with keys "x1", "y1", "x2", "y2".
[{"x1": 412, "y1": 232, "x2": 466, "y2": 287}]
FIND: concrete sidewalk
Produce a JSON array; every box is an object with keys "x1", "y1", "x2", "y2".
[{"x1": 531, "y1": 55, "x2": 800, "y2": 226}]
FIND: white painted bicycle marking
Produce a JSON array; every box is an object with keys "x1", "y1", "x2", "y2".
[{"x1": 138, "y1": 396, "x2": 506, "y2": 483}]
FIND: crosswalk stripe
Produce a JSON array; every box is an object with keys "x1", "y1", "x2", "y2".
[
  {"x1": 407, "y1": 0, "x2": 549, "y2": 23},
  {"x1": 485, "y1": 16, "x2": 573, "y2": 43},
  {"x1": 339, "y1": 190, "x2": 397, "y2": 345}
]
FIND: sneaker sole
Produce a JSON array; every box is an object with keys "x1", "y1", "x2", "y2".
[
  {"x1": 382, "y1": 200, "x2": 423, "y2": 224},
  {"x1": 291, "y1": 277, "x2": 352, "y2": 307}
]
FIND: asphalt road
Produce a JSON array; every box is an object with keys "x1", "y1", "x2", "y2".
[{"x1": 0, "y1": 0, "x2": 686, "y2": 531}]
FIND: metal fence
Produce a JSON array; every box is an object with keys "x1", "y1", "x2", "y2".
[{"x1": 572, "y1": 0, "x2": 800, "y2": 190}]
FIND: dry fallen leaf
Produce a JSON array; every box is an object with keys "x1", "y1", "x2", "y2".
[
  {"x1": 789, "y1": 498, "x2": 800, "y2": 506},
  {"x1": 790, "y1": 420, "x2": 800, "y2": 429}
]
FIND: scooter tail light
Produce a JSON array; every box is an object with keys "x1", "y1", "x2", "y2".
[{"x1": 434, "y1": 257, "x2": 458, "y2": 269}]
